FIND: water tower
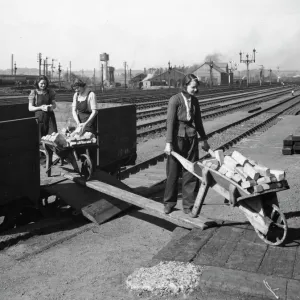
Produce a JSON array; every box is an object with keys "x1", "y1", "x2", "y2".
[{"x1": 100, "y1": 53, "x2": 109, "y2": 82}]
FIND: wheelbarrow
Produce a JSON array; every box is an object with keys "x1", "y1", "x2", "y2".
[
  {"x1": 42, "y1": 140, "x2": 98, "y2": 180},
  {"x1": 171, "y1": 151, "x2": 289, "y2": 246}
]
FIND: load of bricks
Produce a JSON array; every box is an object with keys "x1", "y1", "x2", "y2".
[
  {"x1": 202, "y1": 150, "x2": 287, "y2": 194},
  {"x1": 282, "y1": 134, "x2": 300, "y2": 155}
]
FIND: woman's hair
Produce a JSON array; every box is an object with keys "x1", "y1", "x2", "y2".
[
  {"x1": 181, "y1": 74, "x2": 200, "y2": 92},
  {"x1": 71, "y1": 78, "x2": 86, "y2": 89},
  {"x1": 34, "y1": 75, "x2": 50, "y2": 90}
]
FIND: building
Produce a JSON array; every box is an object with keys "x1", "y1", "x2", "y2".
[
  {"x1": 142, "y1": 68, "x2": 185, "y2": 89},
  {"x1": 129, "y1": 73, "x2": 147, "y2": 89},
  {"x1": 192, "y1": 62, "x2": 232, "y2": 86}
]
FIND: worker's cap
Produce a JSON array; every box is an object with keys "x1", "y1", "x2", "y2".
[{"x1": 71, "y1": 79, "x2": 86, "y2": 89}]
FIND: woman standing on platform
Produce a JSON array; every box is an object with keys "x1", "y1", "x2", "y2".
[
  {"x1": 28, "y1": 75, "x2": 57, "y2": 138},
  {"x1": 163, "y1": 74, "x2": 210, "y2": 215},
  {"x1": 71, "y1": 79, "x2": 98, "y2": 134}
]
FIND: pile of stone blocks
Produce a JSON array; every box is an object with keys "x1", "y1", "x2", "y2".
[{"x1": 282, "y1": 134, "x2": 300, "y2": 155}]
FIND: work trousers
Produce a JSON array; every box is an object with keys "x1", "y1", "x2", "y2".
[{"x1": 163, "y1": 135, "x2": 199, "y2": 210}]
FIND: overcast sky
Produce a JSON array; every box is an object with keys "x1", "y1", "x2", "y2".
[{"x1": 1, "y1": 0, "x2": 300, "y2": 72}]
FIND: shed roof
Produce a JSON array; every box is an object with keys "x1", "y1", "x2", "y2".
[{"x1": 148, "y1": 68, "x2": 185, "y2": 81}]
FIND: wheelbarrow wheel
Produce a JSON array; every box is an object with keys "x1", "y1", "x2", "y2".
[
  {"x1": 254, "y1": 204, "x2": 288, "y2": 246},
  {"x1": 80, "y1": 154, "x2": 93, "y2": 180}
]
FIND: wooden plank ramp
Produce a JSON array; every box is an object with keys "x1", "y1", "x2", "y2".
[
  {"x1": 62, "y1": 171, "x2": 218, "y2": 230},
  {"x1": 43, "y1": 170, "x2": 133, "y2": 225}
]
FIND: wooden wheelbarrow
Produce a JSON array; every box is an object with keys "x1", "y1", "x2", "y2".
[
  {"x1": 42, "y1": 140, "x2": 98, "y2": 180},
  {"x1": 171, "y1": 151, "x2": 289, "y2": 246}
]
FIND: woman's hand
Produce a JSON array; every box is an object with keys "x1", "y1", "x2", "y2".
[
  {"x1": 78, "y1": 122, "x2": 88, "y2": 134},
  {"x1": 41, "y1": 105, "x2": 48, "y2": 112},
  {"x1": 200, "y1": 140, "x2": 210, "y2": 152},
  {"x1": 164, "y1": 143, "x2": 173, "y2": 155}
]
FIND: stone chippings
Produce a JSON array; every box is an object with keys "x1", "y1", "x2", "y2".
[{"x1": 126, "y1": 261, "x2": 205, "y2": 296}]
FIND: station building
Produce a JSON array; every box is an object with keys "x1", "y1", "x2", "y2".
[
  {"x1": 142, "y1": 68, "x2": 185, "y2": 89},
  {"x1": 192, "y1": 62, "x2": 233, "y2": 86},
  {"x1": 129, "y1": 73, "x2": 147, "y2": 89}
]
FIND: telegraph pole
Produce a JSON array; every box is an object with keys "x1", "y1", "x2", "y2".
[
  {"x1": 209, "y1": 60, "x2": 214, "y2": 88},
  {"x1": 11, "y1": 54, "x2": 14, "y2": 75},
  {"x1": 168, "y1": 61, "x2": 172, "y2": 88},
  {"x1": 239, "y1": 48, "x2": 257, "y2": 87},
  {"x1": 45, "y1": 57, "x2": 49, "y2": 77},
  {"x1": 37, "y1": 53, "x2": 42, "y2": 76},
  {"x1": 58, "y1": 63, "x2": 62, "y2": 88},
  {"x1": 14, "y1": 62, "x2": 17, "y2": 75},
  {"x1": 43, "y1": 59, "x2": 46, "y2": 75},
  {"x1": 101, "y1": 63, "x2": 104, "y2": 92},
  {"x1": 269, "y1": 69, "x2": 272, "y2": 85},
  {"x1": 124, "y1": 61, "x2": 127, "y2": 90},
  {"x1": 69, "y1": 61, "x2": 72, "y2": 82},
  {"x1": 51, "y1": 59, "x2": 55, "y2": 81},
  {"x1": 93, "y1": 68, "x2": 96, "y2": 91}
]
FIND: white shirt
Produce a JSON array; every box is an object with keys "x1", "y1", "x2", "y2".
[{"x1": 181, "y1": 92, "x2": 192, "y2": 121}]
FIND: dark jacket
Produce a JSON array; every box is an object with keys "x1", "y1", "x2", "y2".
[{"x1": 166, "y1": 92, "x2": 207, "y2": 143}]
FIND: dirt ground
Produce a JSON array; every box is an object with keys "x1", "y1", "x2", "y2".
[{"x1": 1, "y1": 93, "x2": 300, "y2": 300}]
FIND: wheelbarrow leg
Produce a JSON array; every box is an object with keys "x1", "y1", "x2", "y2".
[
  {"x1": 43, "y1": 142, "x2": 53, "y2": 177},
  {"x1": 190, "y1": 168, "x2": 210, "y2": 218},
  {"x1": 66, "y1": 149, "x2": 80, "y2": 173}
]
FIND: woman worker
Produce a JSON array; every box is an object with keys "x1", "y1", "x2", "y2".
[
  {"x1": 28, "y1": 75, "x2": 57, "y2": 138},
  {"x1": 163, "y1": 74, "x2": 210, "y2": 215},
  {"x1": 71, "y1": 79, "x2": 98, "y2": 134}
]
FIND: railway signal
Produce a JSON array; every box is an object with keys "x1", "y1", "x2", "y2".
[{"x1": 239, "y1": 48, "x2": 257, "y2": 87}]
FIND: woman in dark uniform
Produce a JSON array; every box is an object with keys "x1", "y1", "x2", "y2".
[
  {"x1": 28, "y1": 75, "x2": 57, "y2": 138},
  {"x1": 71, "y1": 79, "x2": 98, "y2": 134},
  {"x1": 163, "y1": 74, "x2": 210, "y2": 215}
]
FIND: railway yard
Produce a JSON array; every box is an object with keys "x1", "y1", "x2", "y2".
[{"x1": 1, "y1": 84, "x2": 300, "y2": 299}]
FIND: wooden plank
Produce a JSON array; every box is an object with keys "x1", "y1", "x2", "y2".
[
  {"x1": 62, "y1": 172, "x2": 218, "y2": 230},
  {"x1": 44, "y1": 170, "x2": 132, "y2": 225}
]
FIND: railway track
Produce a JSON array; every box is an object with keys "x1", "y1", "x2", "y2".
[
  {"x1": 136, "y1": 86, "x2": 286, "y2": 120},
  {"x1": 136, "y1": 88, "x2": 292, "y2": 137},
  {"x1": 0, "y1": 84, "x2": 281, "y2": 105},
  {"x1": 120, "y1": 93, "x2": 300, "y2": 185}
]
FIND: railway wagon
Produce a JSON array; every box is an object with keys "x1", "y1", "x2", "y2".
[
  {"x1": 0, "y1": 116, "x2": 40, "y2": 230},
  {"x1": 55, "y1": 102, "x2": 137, "y2": 175},
  {"x1": 95, "y1": 103, "x2": 137, "y2": 173}
]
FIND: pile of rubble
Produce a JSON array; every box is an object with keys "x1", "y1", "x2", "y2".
[{"x1": 126, "y1": 261, "x2": 204, "y2": 296}]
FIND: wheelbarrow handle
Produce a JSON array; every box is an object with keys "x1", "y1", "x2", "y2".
[{"x1": 207, "y1": 149, "x2": 215, "y2": 158}]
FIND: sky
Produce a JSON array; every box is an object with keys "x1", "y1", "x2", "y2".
[{"x1": 1, "y1": 0, "x2": 300, "y2": 73}]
